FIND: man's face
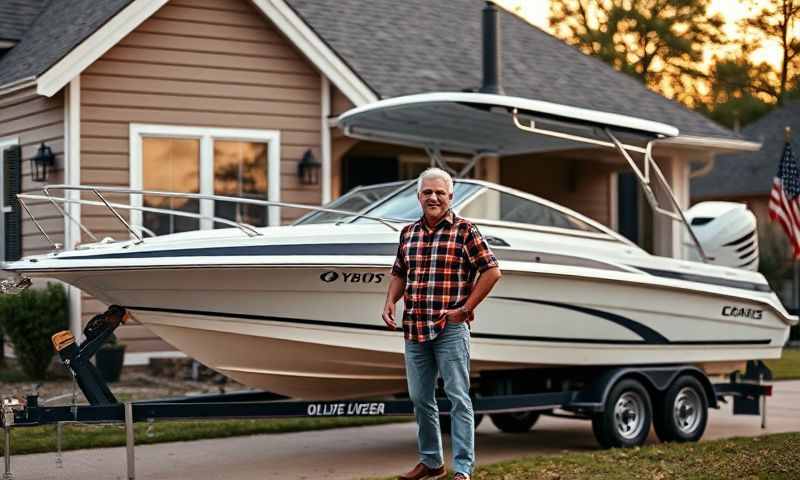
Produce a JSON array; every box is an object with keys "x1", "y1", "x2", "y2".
[{"x1": 418, "y1": 177, "x2": 453, "y2": 219}]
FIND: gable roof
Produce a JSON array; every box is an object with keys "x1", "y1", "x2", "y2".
[
  {"x1": 0, "y1": 0, "x2": 131, "y2": 89},
  {"x1": 0, "y1": 0, "x2": 744, "y2": 145},
  {"x1": 0, "y1": 0, "x2": 49, "y2": 42},
  {"x1": 691, "y1": 101, "x2": 800, "y2": 199},
  {"x1": 285, "y1": 0, "x2": 738, "y2": 141}
]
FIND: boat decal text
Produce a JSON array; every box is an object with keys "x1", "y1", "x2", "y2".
[
  {"x1": 320, "y1": 271, "x2": 384, "y2": 284},
  {"x1": 721, "y1": 306, "x2": 763, "y2": 320},
  {"x1": 307, "y1": 402, "x2": 386, "y2": 416}
]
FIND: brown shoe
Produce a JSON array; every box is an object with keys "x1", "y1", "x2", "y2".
[{"x1": 398, "y1": 462, "x2": 447, "y2": 480}]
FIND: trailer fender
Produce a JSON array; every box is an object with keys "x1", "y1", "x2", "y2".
[{"x1": 566, "y1": 366, "x2": 717, "y2": 412}]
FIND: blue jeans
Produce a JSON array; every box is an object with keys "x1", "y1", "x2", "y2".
[{"x1": 404, "y1": 321, "x2": 474, "y2": 475}]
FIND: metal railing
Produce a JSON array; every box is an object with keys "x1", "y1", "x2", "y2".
[{"x1": 17, "y1": 185, "x2": 405, "y2": 251}]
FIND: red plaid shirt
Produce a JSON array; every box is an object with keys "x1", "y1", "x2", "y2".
[{"x1": 391, "y1": 211, "x2": 499, "y2": 342}]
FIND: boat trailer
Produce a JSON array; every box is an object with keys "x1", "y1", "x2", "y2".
[{"x1": 0, "y1": 306, "x2": 774, "y2": 480}]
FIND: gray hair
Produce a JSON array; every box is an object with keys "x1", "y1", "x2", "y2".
[{"x1": 416, "y1": 167, "x2": 454, "y2": 194}]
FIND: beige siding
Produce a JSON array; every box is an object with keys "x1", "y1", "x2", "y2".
[
  {"x1": 0, "y1": 86, "x2": 65, "y2": 256},
  {"x1": 501, "y1": 154, "x2": 615, "y2": 226},
  {"x1": 78, "y1": 0, "x2": 327, "y2": 351}
]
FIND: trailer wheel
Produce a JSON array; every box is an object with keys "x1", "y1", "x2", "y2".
[
  {"x1": 653, "y1": 375, "x2": 708, "y2": 443},
  {"x1": 439, "y1": 413, "x2": 483, "y2": 435},
  {"x1": 489, "y1": 411, "x2": 540, "y2": 433},
  {"x1": 592, "y1": 378, "x2": 652, "y2": 448}
]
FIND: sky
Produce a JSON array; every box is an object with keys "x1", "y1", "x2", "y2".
[{"x1": 495, "y1": 0, "x2": 790, "y2": 69}]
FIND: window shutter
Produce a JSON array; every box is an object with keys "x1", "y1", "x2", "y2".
[{"x1": 4, "y1": 145, "x2": 22, "y2": 261}]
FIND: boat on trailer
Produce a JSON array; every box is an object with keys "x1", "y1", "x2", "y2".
[{"x1": 3, "y1": 92, "x2": 796, "y2": 400}]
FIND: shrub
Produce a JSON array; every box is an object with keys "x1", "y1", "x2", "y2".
[{"x1": 0, "y1": 283, "x2": 68, "y2": 379}]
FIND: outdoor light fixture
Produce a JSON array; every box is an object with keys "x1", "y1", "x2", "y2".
[
  {"x1": 31, "y1": 142, "x2": 55, "y2": 182},
  {"x1": 298, "y1": 149, "x2": 321, "y2": 185}
]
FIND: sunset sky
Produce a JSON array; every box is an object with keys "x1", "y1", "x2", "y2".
[{"x1": 495, "y1": 0, "x2": 794, "y2": 70}]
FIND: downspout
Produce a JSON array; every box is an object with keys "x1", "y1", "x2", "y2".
[{"x1": 65, "y1": 77, "x2": 83, "y2": 340}]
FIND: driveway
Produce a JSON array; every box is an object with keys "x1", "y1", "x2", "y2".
[{"x1": 9, "y1": 380, "x2": 800, "y2": 480}]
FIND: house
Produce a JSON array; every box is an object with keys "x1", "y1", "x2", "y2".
[
  {"x1": 0, "y1": 0, "x2": 758, "y2": 362},
  {"x1": 692, "y1": 101, "x2": 800, "y2": 307}
]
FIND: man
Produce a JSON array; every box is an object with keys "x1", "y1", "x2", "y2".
[{"x1": 383, "y1": 168, "x2": 502, "y2": 480}]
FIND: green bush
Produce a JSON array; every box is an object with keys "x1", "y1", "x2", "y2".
[{"x1": 0, "y1": 283, "x2": 68, "y2": 379}]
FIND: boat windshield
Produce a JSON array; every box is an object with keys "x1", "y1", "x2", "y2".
[
  {"x1": 293, "y1": 182, "x2": 408, "y2": 225},
  {"x1": 352, "y1": 182, "x2": 483, "y2": 223},
  {"x1": 456, "y1": 187, "x2": 603, "y2": 234}
]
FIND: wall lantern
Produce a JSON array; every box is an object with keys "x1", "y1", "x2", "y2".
[
  {"x1": 297, "y1": 149, "x2": 321, "y2": 186},
  {"x1": 31, "y1": 143, "x2": 55, "y2": 183}
]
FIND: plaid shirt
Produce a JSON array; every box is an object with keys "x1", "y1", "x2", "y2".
[{"x1": 391, "y1": 211, "x2": 499, "y2": 342}]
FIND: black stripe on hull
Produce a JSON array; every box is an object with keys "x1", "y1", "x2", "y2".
[{"x1": 125, "y1": 304, "x2": 771, "y2": 346}]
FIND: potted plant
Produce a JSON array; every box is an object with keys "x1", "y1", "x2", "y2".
[{"x1": 95, "y1": 332, "x2": 126, "y2": 382}]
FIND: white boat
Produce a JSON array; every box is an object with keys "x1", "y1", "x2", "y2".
[{"x1": 3, "y1": 93, "x2": 796, "y2": 399}]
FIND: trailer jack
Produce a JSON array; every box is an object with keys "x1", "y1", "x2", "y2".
[{"x1": 51, "y1": 305, "x2": 129, "y2": 406}]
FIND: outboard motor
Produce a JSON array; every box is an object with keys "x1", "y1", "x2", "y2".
[{"x1": 685, "y1": 202, "x2": 759, "y2": 271}]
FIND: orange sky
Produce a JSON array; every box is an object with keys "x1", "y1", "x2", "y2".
[{"x1": 496, "y1": 0, "x2": 792, "y2": 69}]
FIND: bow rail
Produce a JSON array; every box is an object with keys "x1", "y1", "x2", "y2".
[{"x1": 17, "y1": 185, "x2": 404, "y2": 251}]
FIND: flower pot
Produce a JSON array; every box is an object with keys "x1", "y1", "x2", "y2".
[{"x1": 96, "y1": 345, "x2": 126, "y2": 382}]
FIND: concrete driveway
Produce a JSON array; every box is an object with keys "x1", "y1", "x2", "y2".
[{"x1": 9, "y1": 380, "x2": 800, "y2": 480}]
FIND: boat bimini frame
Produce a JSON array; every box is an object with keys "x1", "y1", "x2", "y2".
[{"x1": 337, "y1": 91, "x2": 710, "y2": 261}]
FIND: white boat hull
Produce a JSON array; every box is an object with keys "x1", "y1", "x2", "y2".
[{"x1": 44, "y1": 264, "x2": 790, "y2": 399}]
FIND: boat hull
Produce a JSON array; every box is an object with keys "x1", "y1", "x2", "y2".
[{"x1": 42, "y1": 264, "x2": 790, "y2": 399}]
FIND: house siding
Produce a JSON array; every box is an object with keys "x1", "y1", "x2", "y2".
[
  {"x1": 0, "y1": 86, "x2": 65, "y2": 255},
  {"x1": 501, "y1": 154, "x2": 615, "y2": 226},
  {"x1": 78, "y1": 0, "x2": 325, "y2": 353}
]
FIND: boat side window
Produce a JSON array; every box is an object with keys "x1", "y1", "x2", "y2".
[{"x1": 458, "y1": 188, "x2": 602, "y2": 233}]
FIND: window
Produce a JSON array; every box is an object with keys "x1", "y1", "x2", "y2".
[
  {"x1": 458, "y1": 188, "x2": 602, "y2": 233},
  {"x1": 130, "y1": 125, "x2": 280, "y2": 236}
]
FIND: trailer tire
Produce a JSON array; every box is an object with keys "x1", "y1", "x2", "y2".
[
  {"x1": 653, "y1": 375, "x2": 708, "y2": 443},
  {"x1": 439, "y1": 413, "x2": 483, "y2": 435},
  {"x1": 489, "y1": 411, "x2": 540, "y2": 433},
  {"x1": 592, "y1": 378, "x2": 652, "y2": 449}
]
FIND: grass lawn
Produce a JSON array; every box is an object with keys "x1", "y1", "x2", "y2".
[
  {"x1": 372, "y1": 432, "x2": 800, "y2": 480},
  {"x1": 1, "y1": 416, "x2": 413, "y2": 456},
  {"x1": 764, "y1": 347, "x2": 800, "y2": 380}
]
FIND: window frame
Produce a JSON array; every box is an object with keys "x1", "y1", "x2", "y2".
[{"x1": 129, "y1": 124, "x2": 281, "y2": 232}]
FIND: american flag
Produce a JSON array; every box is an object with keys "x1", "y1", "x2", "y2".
[{"x1": 769, "y1": 141, "x2": 800, "y2": 258}]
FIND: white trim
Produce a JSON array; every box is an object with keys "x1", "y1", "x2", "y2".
[
  {"x1": 321, "y1": 75, "x2": 332, "y2": 203},
  {"x1": 34, "y1": 0, "x2": 377, "y2": 107},
  {"x1": 124, "y1": 350, "x2": 186, "y2": 366},
  {"x1": 65, "y1": 77, "x2": 83, "y2": 340},
  {"x1": 0, "y1": 40, "x2": 15, "y2": 48},
  {"x1": 0, "y1": 77, "x2": 36, "y2": 97},
  {"x1": 37, "y1": 0, "x2": 169, "y2": 97},
  {"x1": 129, "y1": 124, "x2": 282, "y2": 230},
  {"x1": 251, "y1": 0, "x2": 377, "y2": 106}
]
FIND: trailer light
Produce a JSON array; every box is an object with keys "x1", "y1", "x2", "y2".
[{"x1": 51, "y1": 330, "x2": 75, "y2": 352}]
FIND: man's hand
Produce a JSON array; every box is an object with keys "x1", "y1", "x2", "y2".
[
  {"x1": 382, "y1": 302, "x2": 397, "y2": 330},
  {"x1": 441, "y1": 308, "x2": 473, "y2": 324}
]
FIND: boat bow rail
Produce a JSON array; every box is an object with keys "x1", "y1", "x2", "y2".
[{"x1": 16, "y1": 185, "x2": 408, "y2": 251}]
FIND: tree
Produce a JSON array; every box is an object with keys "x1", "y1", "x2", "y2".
[
  {"x1": 549, "y1": 0, "x2": 725, "y2": 104},
  {"x1": 696, "y1": 55, "x2": 774, "y2": 128},
  {"x1": 740, "y1": 0, "x2": 800, "y2": 105}
]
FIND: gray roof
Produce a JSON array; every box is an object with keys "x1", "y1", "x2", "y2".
[
  {"x1": 0, "y1": 0, "x2": 131, "y2": 87},
  {"x1": 286, "y1": 0, "x2": 736, "y2": 140},
  {"x1": 0, "y1": 0, "x2": 736, "y2": 142},
  {"x1": 691, "y1": 102, "x2": 800, "y2": 199},
  {"x1": 0, "y1": 0, "x2": 48, "y2": 42}
]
